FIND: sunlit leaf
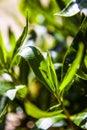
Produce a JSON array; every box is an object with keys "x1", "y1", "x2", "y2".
[
  {"x1": 24, "y1": 100, "x2": 63, "y2": 119},
  {"x1": 39, "y1": 52, "x2": 58, "y2": 93},
  {"x1": 17, "y1": 85, "x2": 28, "y2": 98},
  {"x1": 55, "y1": 1, "x2": 80, "y2": 17},
  {"x1": 62, "y1": 16, "x2": 87, "y2": 79},
  {"x1": 71, "y1": 109, "x2": 87, "y2": 129},
  {"x1": 12, "y1": 16, "x2": 28, "y2": 57},
  {"x1": 55, "y1": 0, "x2": 87, "y2": 17},
  {"x1": 48, "y1": 104, "x2": 61, "y2": 112},
  {"x1": 59, "y1": 42, "x2": 84, "y2": 94},
  {"x1": 46, "y1": 52, "x2": 58, "y2": 91},
  {"x1": 32, "y1": 114, "x2": 66, "y2": 130},
  {"x1": 61, "y1": 47, "x2": 76, "y2": 79},
  {"x1": 8, "y1": 28, "x2": 16, "y2": 53},
  {"x1": 0, "y1": 47, "x2": 5, "y2": 68},
  {"x1": 18, "y1": 45, "x2": 52, "y2": 91},
  {"x1": 5, "y1": 85, "x2": 25, "y2": 100},
  {"x1": 0, "y1": 32, "x2": 7, "y2": 65}
]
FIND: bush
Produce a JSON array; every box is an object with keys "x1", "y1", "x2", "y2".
[{"x1": 0, "y1": 0, "x2": 87, "y2": 129}]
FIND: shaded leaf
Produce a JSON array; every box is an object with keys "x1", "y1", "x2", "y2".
[
  {"x1": 0, "y1": 96, "x2": 8, "y2": 123},
  {"x1": 62, "y1": 16, "x2": 87, "y2": 79},
  {"x1": 72, "y1": 16, "x2": 87, "y2": 48},
  {"x1": 32, "y1": 114, "x2": 66, "y2": 130},
  {"x1": 0, "y1": 104, "x2": 8, "y2": 122},
  {"x1": 76, "y1": 70, "x2": 87, "y2": 80},
  {"x1": 84, "y1": 55, "x2": 87, "y2": 68},
  {"x1": 24, "y1": 100, "x2": 63, "y2": 119},
  {"x1": 19, "y1": 58, "x2": 29, "y2": 85},
  {"x1": 0, "y1": 80, "x2": 14, "y2": 95}
]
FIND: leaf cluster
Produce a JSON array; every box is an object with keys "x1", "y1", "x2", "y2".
[{"x1": 0, "y1": 0, "x2": 87, "y2": 130}]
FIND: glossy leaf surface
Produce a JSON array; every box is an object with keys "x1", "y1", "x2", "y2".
[
  {"x1": 12, "y1": 16, "x2": 28, "y2": 57},
  {"x1": 32, "y1": 114, "x2": 66, "y2": 130},
  {"x1": 59, "y1": 42, "x2": 84, "y2": 94},
  {"x1": 55, "y1": 0, "x2": 87, "y2": 17},
  {"x1": 5, "y1": 85, "x2": 25, "y2": 100},
  {"x1": 24, "y1": 100, "x2": 63, "y2": 119},
  {"x1": 39, "y1": 52, "x2": 58, "y2": 93},
  {"x1": 55, "y1": 1, "x2": 80, "y2": 17},
  {"x1": 18, "y1": 45, "x2": 49, "y2": 89},
  {"x1": 71, "y1": 109, "x2": 87, "y2": 129},
  {"x1": 18, "y1": 45, "x2": 58, "y2": 94}
]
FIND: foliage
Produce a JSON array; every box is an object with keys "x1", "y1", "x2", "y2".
[{"x1": 0, "y1": 0, "x2": 87, "y2": 130}]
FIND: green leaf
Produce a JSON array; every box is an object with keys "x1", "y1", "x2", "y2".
[
  {"x1": 84, "y1": 55, "x2": 87, "y2": 68},
  {"x1": 18, "y1": 58, "x2": 29, "y2": 85},
  {"x1": 12, "y1": 16, "x2": 28, "y2": 57},
  {"x1": 46, "y1": 52, "x2": 58, "y2": 91},
  {"x1": 0, "y1": 80, "x2": 14, "y2": 95},
  {"x1": 8, "y1": 28, "x2": 16, "y2": 53},
  {"x1": 55, "y1": 0, "x2": 87, "y2": 17},
  {"x1": 39, "y1": 52, "x2": 58, "y2": 93},
  {"x1": 59, "y1": 42, "x2": 84, "y2": 94},
  {"x1": 32, "y1": 114, "x2": 66, "y2": 130},
  {"x1": 62, "y1": 16, "x2": 87, "y2": 79},
  {"x1": 18, "y1": 45, "x2": 58, "y2": 94},
  {"x1": 55, "y1": 1, "x2": 80, "y2": 17},
  {"x1": 0, "y1": 96, "x2": 8, "y2": 122},
  {"x1": 48, "y1": 104, "x2": 61, "y2": 112},
  {"x1": 0, "y1": 104, "x2": 8, "y2": 122},
  {"x1": 76, "y1": 70, "x2": 87, "y2": 80},
  {"x1": 0, "y1": 47, "x2": 5, "y2": 68},
  {"x1": 17, "y1": 85, "x2": 28, "y2": 98},
  {"x1": 18, "y1": 45, "x2": 52, "y2": 91},
  {"x1": 0, "y1": 32, "x2": 7, "y2": 65},
  {"x1": 5, "y1": 85, "x2": 25, "y2": 100},
  {"x1": 24, "y1": 100, "x2": 63, "y2": 119},
  {"x1": 71, "y1": 109, "x2": 87, "y2": 129},
  {"x1": 61, "y1": 47, "x2": 76, "y2": 79}
]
